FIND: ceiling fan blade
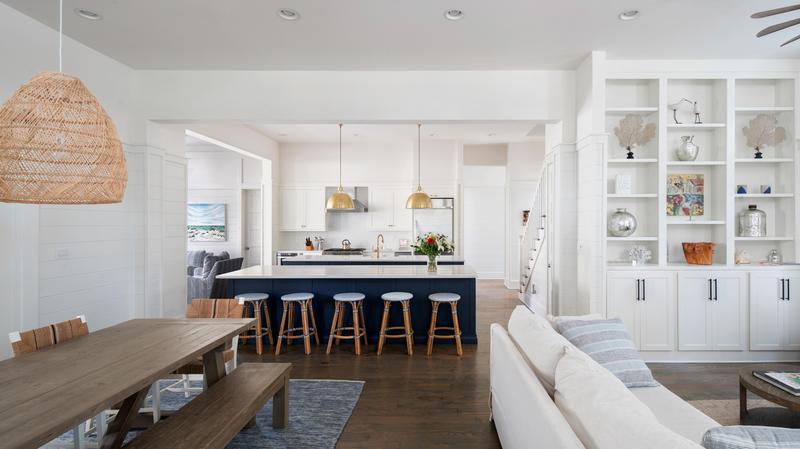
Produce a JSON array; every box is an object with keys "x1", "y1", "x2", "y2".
[
  {"x1": 782, "y1": 33, "x2": 800, "y2": 46},
  {"x1": 757, "y1": 17, "x2": 800, "y2": 37},
  {"x1": 752, "y1": 4, "x2": 800, "y2": 19}
]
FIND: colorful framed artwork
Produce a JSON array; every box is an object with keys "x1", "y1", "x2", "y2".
[
  {"x1": 187, "y1": 203, "x2": 227, "y2": 241},
  {"x1": 667, "y1": 174, "x2": 704, "y2": 216}
]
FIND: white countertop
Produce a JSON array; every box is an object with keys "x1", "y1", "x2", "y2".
[
  {"x1": 218, "y1": 264, "x2": 478, "y2": 279},
  {"x1": 283, "y1": 254, "x2": 464, "y2": 263}
]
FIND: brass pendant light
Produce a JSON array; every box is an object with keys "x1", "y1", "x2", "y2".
[
  {"x1": 406, "y1": 123, "x2": 432, "y2": 209},
  {"x1": 326, "y1": 123, "x2": 355, "y2": 210},
  {"x1": 0, "y1": 0, "x2": 127, "y2": 204}
]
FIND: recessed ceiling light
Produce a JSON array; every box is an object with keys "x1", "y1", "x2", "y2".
[
  {"x1": 618, "y1": 10, "x2": 640, "y2": 21},
  {"x1": 429, "y1": 133, "x2": 437, "y2": 137},
  {"x1": 277, "y1": 8, "x2": 300, "y2": 21},
  {"x1": 487, "y1": 133, "x2": 497, "y2": 137},
  {"x1": 278, "y1": 133, "x2": 288, "y2": 137},
  {"x1": 352, "y1": 133, "x2": 359, "y2": 137},
  {"x1": 74, "y1": 8, "x2": 102, "y2": 20},
  {"x1": 444, "y1": 9, "x2": 464, "y2": 21}
]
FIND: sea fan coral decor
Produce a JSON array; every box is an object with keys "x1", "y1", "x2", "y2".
[
  {"x1": 614, "y1": 114, "x2": 657, "y2": 159},
  {"x1": 743, "y1": 114, "x2": 787, "y2": 159}
]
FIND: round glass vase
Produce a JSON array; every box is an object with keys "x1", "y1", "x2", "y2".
[{"x1": 427, "y1": 255, "x2": 438, "y2": 273}]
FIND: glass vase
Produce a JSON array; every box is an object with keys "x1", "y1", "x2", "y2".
[{"x1": 427, "y1": 255, "x2": 438, "y2": 273}]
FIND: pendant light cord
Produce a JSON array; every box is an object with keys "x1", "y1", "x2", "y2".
[
  {"x1": 59, "y1": 0, "x2": 63, "y2": 72},
  {"x1": 339, "y1": 123, "x2": 343, "y2": 189},
  {"x1": 417, "y1": 123, "x2": 422, "y2": 189}
]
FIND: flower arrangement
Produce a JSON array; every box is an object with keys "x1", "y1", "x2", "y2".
[{"x1": 413, "y1": 233, "x2": 454, "y2": 272}]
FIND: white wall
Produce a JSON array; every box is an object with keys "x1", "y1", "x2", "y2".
[
  {"x1": 186, "y1": 146, "x2": 263, "y2": 259},
  {"x1": 463, "y1": 165, "x2": 507, "y2": 278}
]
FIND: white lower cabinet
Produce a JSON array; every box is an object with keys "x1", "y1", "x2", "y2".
[
  {"x1": 607, "y1": 271, "x2": 674, "y2": 351},
  {"x1": 750, "y1": 272, "x2": 800, "y2": 351},
  {"x1": 677, "y1": 272, "x2": 746, "y2": 351}
]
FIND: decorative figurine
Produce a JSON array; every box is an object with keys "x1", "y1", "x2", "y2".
[
  {"x1": 761, "y1": 185, "x2": 772, "y2": 194},
  {"x1": 735, "y1": 249, "x2": 752, "y2": 265},
  {"x1": 767, "y1": 249, "x2": 783, "y2": 265},
  {"x1": 737, "y1": 185, "x2": 748, "y2": 194},
  {"x1": 668, "y1": 98, "x2": 702, "y2": 124}
]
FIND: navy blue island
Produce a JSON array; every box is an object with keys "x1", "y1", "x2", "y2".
[{"x1": 218, "y1": 264, "x2": 478, "y2": 345}]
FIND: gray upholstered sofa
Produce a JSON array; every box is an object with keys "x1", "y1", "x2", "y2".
[{"x1": 186, "y1": 251, "x2": 241, "y2": 302}]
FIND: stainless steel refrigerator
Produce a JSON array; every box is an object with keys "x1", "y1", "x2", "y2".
[{"x1": 412, "y1": 197, "x2": 455, "y2": 254}]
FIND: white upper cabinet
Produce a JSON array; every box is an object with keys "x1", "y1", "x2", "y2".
[
  {"x1": 370, "y1": 187, "x2": 412, "y2": 231},
  {"x1": 606, "y1": 271, "x2": 674, "y2": 351},
  {"x1": 677, "y1": 271, "x2": 746, "y2": 351},
  {"x1": 279, "y1": 187, "x2": 326, "y2": 232},
  {"x1": 750, "y1": 272, "x2": 800, "y2": 351}
]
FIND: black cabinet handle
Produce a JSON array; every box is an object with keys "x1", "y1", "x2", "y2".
[
  {"x1": 708, "y1": 279, "x2": 713, "y2": 301},
  {"x1": 781, "y1": 279, "x2": 786, "y2": 301},
  {"x1": 636, "y1": 279, "x2": 640, "y2": 301},
  {"x1": 642, "y1": 279, "x2": 646, "y2": 301},
  {"x1": 789, "y1": 279, "x2": 791, "y2": 301},
  {"x1": 714, "y1": 279, "x2": 718, "y2": 301}
]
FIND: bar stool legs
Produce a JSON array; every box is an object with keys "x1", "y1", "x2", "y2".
[
  {"x1": 234, "y1": 293, "x2": 273, "y2": 355},
  {"x1": 327, "y1": 293, "x2": 367, "y2": 355},
  {"x1": 427, "y1": 293, "x2": 463, "y2": 357},
  {"x1": 275, "y1": 293, "x2": 318, "y2": 355},
  {"x1": 377, "y1": 292, "x2": 415, "y2": 356}
]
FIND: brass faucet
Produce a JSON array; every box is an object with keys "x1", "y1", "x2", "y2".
[{"x1": 376, "y1": 234, "x2": 384, "y2": 259}]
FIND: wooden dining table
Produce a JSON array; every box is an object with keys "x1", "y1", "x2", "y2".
[{"x1": 0, "y1": 318, "x2": 254, "y2": 449}]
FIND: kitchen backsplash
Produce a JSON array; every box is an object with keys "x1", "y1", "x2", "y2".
[{"x1": 278, "y1": 212, "x2": 412, "y2": 251}]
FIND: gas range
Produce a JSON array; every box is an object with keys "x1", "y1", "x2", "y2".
[{"x1": 321, "y1": 248, "x2": 366, "y2": 255}]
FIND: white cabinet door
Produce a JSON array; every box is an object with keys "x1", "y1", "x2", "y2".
[
  {"x1": 750, "y1": 273, "x2": 782, "y2": 351},
  {"x1": 783, "y1": 275, "x2": 800, "y2": 350},
  {"x1": 303, "y1": 188, "x2": 327, "y2": 231},
  {"x1": 712, "y1": 273, "x2": 747, "y2": 351},
  {"x1": 677, "y1": 272, "x2": 713, "y2": 351},
  {"x1": 279, "y1": 188, "x2": 304, "y2": 231},
  {"x1": 370, "y1": 188, "x2": 396, "y2": 230},
  {"x1": 638, "y1": 273, "x2": 674, "y2": 352},
  {"x1": 392, "y1": 189, "x2": 412, "y2": 231},
  {"x1": 606, "y1": 272, "x2": 640, "y2": 349}
]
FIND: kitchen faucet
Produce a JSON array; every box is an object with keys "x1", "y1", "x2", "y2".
[{"x1": 376, "y1": 234, "x2": 384, "y2": 259}]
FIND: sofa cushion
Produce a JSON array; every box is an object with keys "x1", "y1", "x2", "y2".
[
  {"x1": 507, "y1": 306, "x2": 573, "y2": 396},
  {"x1": 702, "y1": 426, "x2": 800, "y2": 449},
  {"x1": 186, "y1": 250, "x2": 206, "y2": 268},
  {"x1": 556, "y1": 318, "x2": 658, "y2": 388},
  {"x1": 554, "y1": 347, "x2": 702, "y2": 449},
  {"x1": 202, "y1": 254, "x2": 224, "y2": 277},
  {"x1": 632, "y1": 385, "x2": 720, "y2": 443},
  {"x1": 548, "y1": 313, "x2": 604, "y2": 327}
]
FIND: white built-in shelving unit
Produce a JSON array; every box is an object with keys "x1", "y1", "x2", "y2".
[{"x1": 604, "y1": 76, "x2": 799, "y2": 268}]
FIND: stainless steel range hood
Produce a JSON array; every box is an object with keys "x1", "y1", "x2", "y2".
[{"x1": 325, "y1": 186, "x2": 369, "y2": 212}]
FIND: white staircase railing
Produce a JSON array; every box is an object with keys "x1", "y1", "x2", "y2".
[{"x1": 519, "y1": 169, "x2": 548, "y2": 309}]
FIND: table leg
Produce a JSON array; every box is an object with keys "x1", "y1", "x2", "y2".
[
  {"x1": 740, "y1": 382, "x2": 748, "y2": 421},
  {"x1": 272, "y1": 374, "x2": 289, "y2": 429},
  {"x1": 99, "y1": 386, "x2": 149, "y2": 449},
  {"x1": 203, "y1": 343, "x2": 227, "y2": 389}
]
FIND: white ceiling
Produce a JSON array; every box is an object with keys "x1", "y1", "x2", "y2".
[
  {"x1": 3, "y1": 0, "x2": 800, "y2": 70},
  {"x1": 249, "y1": 122, "x2": 543, "y2": 144}
]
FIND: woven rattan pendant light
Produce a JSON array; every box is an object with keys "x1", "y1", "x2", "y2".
[
  {"x1": 326, "y1": 124, "x2": 355, "y2": 210},
  {"x1": 406, "y1": 123, "x2": 432, "y2": 209},
  {"x1": 0, "y1": 0, "x2": 126, "y2": 204}
]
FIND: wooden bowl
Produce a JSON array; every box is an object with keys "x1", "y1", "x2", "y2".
[{"x1": 682, "y1": 242, "x2": 715, "y2": 265}]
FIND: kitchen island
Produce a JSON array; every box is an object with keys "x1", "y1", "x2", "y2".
[
  {"x1": 282, "y1": 254, "x2": 465, "y2": 265},
  {"x1": 218, "y1": 265, "x2": 478, "y2": 345}
]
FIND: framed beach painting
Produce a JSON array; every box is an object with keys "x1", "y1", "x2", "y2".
[
  {"x1": 667, "y1": 174, "x2": 704, "y2": 217},
  {"x1": 187, "y1": 203, "x2": 227, "y2": 242}
]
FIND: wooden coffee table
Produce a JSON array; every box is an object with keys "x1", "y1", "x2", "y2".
[{"x1": 740, "y1": 366, "x2": 800, "y2": 421}]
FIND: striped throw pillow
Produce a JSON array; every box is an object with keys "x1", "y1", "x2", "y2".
[
  {"x1": 556, "y1": 318, "x2": 658, "y2": 388},
  {"x1": 703, "y1": 426, "x2": 800, "y2": 449}
]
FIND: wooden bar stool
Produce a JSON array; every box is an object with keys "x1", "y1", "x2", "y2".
[
  {"x1": 235, "y1": 293, "x2": 273, "y2": 355},
  {"x1": 426, "y1": 293, "x2": 463, "y2": 356},
  {"x1": 326, "y1": 293, "x2": 368, "y2": 355},
  {"x1": 275, "y1": 293, "x2": 319, "y2": 355},
  {"x1": 377, "y1": 292, "x2": 414, "y2": 356}
]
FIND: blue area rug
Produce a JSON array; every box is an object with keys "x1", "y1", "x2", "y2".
[{"x1": 45, "y1": 379, "x2": 364, "y2": 449}]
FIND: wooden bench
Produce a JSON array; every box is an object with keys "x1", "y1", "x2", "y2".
[{"x1": 123, "y1": 363, "x2": 291, "y2": 449}]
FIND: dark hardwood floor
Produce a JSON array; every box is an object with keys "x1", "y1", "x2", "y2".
[
  {"x1": 240, "y1": 280, "x2": 516, "y2": 449},
  {"x1": 239, "y1": 280, "x2": 799, "y2": 448}
]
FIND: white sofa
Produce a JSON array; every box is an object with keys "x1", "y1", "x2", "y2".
[{"x1": 490, "y1": 306, "x2": 720, "y2": 449}]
